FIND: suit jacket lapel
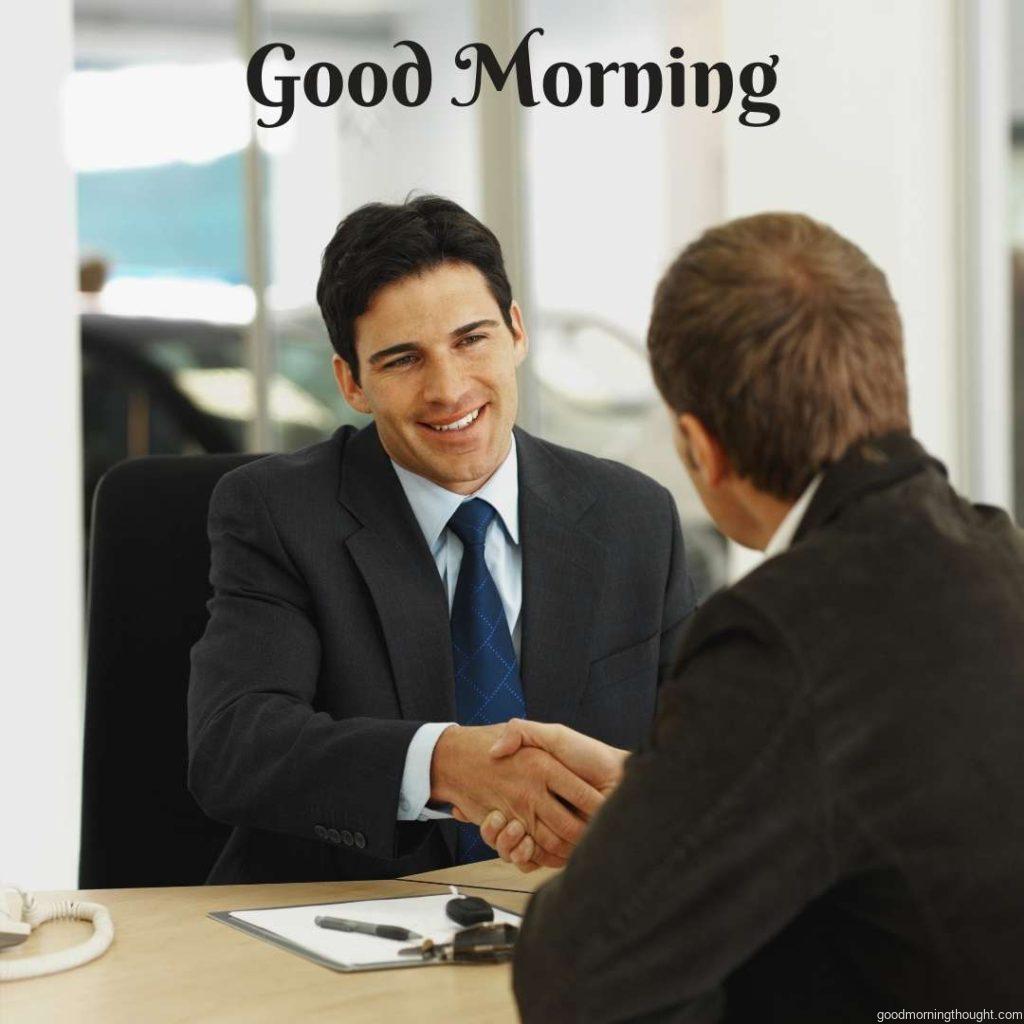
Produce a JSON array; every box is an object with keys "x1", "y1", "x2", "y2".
[
  {"x1": 337, "y1": 424, "x2": 456, "y2": 723},
  {"x1": 516, "y1": 428, "x2": 606, "y2": 726}
]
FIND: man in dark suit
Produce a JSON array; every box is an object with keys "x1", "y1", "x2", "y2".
[
  {"x1": 187, "y1": 196, "x2": 695, "y2": 884},
  {"x1": 509, "y1": 212, "x2": 1024, "y2": 1019}
]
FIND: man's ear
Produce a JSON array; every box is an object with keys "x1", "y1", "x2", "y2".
[
  {"x1": 678, "y1": 413, "x2": 730, "y2": 487},
  {"x1": 509, "y1": 301, "x2": 529, "y2": 366},
  {"x1": 332, "y1": 354, "x2": 372, "y2": 415}
]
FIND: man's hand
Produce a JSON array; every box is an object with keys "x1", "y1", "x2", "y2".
[
  {"x1": 491, "y1": 720, "x2": 629, "y2": 795},
  {"x1": 431, "y1": 723, "x2": 604, "y2": 862},
  {"x1": 476, "y1": 720, "x2": 629, "y2": 871}
]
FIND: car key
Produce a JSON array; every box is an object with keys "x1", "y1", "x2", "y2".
[
  {"x1": 399, "y1": 938, "x2": 436, "y2": 959},
  {"x1": 446, "y1": 895, "x2": 494, "y2": 927}
]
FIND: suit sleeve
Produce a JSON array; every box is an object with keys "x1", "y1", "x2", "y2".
[
  {"x1": 658, "y1": 489, "x2": 697, "y2": 686},
  {"x1": 513, "y1": 594, "x2": 836, "y2": 1023},
  {"x1": 187, "y1": 468, "x2": 426, "y2": 862}
]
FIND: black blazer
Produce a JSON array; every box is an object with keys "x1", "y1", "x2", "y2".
[
  {"x1": 188, "y1": 423, "x2": 695, "y2": 884},
  {"x1": 514, "y1": 434, "x2": 1024, "y2": 1022}
]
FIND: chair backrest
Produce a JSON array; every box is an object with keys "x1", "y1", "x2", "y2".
[{"x1": 80, "y1": 453, "x2": 263, "y2": 888}]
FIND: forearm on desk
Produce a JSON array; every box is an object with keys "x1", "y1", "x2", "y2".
[{"x1": 188, "y1": 695, "x2": 429, "y2": 860}]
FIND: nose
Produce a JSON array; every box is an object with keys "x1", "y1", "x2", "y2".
[{"x1": 421, "y1": 352, "x2": 470, "y2": 408}]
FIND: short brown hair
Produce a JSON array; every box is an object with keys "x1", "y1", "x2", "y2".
[{"x1": 648, "y1": 212, "x2": 910, "y2": 499}]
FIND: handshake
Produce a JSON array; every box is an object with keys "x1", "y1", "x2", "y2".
[{"x1": 429, "y1": 719, "x2": 628, "y2": 872}]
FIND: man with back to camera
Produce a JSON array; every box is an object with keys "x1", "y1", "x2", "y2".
[
  {"x1": 495, "y1": 213, "x2": 1024, "y2": 1019},
  {"x1": 186, "y1": 195, "x2": 696, "y2": 882}
]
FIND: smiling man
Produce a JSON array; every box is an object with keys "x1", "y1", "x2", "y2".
[
  {"x1": 187, "y1": 195, "x2": 695, "y2": 882},
  {"x1": 331, "y1": 260, "x2": 523, "y2": 494}
]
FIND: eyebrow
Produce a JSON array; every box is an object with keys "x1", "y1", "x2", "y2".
[
  {"x1": 367, "y1": 320, "x2": 500, "y2": 366},
  {"x1": 368, "y1": 342, "x2": 418, "y2": 366},
  {"x1": 451, "y1": 318, "x2": 499, "y2": 337}
]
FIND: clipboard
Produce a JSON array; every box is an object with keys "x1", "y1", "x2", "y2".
[{"x1": 210, "y1": 892, "x2": 523, "y2": 973}]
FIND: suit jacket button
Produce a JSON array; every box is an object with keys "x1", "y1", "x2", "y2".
[
  {"x1": 353, "y1": 832, "x2": 366, "y2": 850},
  {"x1": 340, "y1": 830, "x2": 355, "y2": 846},
  {"x1": 314, "y1": 825, "x2": 328, "y2": 840},
  {"x1": 326, "y1": 828, "x2": 341, "y2": 844}
]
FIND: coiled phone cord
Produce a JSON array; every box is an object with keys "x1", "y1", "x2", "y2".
[{"x1": 0, "y1": 888, "x2": 114, "y2": 981}]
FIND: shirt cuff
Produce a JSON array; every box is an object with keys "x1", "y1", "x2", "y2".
[{"x1": 397, "y1": 722, "x2": 457, "y2": 821}]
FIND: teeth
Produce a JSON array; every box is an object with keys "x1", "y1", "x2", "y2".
[{"x1": 431, "y1": 408, "x2": 480, "y2": 432}]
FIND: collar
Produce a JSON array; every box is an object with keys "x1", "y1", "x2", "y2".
[
  {"x1": 391, "y1": 433, "x2": 520, "y2": 550},
  {"x1": 763, "y1": 474, "x2": 823, "y2": 558},
  {"x1": 793, "y1": 432, "x2": 943, "y2": 545}
]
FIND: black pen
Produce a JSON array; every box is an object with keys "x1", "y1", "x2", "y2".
[{"x1": 314, "y1": 916, "x2": 422, "y2": 941}]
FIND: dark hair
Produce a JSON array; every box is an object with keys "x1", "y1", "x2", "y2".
[
  {"x1": 648, "y1": 212, "x2": 910, "y2": 500},
  {"x1": 316, "y1": 195, "x2": 514, "y2": 382}
]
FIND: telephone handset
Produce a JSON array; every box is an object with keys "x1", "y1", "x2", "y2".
[{"x1": 0, "y1": 886, "x2": 114, "y2": 981}]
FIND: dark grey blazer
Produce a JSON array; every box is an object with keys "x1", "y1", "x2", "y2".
[
  {"x1": 188, "y1": 423, "x2": 695, "y2": 884},
  {"x1": 514, "y1": 433, "x2": 1024, "y2": 1021}
]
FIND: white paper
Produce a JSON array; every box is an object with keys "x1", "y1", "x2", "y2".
[{"x1": 229, "y1": 893, "x2": 522, "y2": 969}]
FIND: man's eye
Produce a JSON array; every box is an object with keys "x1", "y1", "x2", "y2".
[
  {"x1": 383, "y1": 354, "x2": 416, "y2": 369},
  {"x1": 460, "y1": 334, "x2": 486, "y2": 346}
]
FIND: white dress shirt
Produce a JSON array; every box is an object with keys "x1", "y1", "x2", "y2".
[
  {"x1": 762, "y1": 474, "x2": 823, "y2": 558},
  {"x1": 390, "y1": 435, "x2": 521, "y2": 822}
]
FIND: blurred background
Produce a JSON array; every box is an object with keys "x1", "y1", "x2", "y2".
[
  {"x1": 68, "y1": 0, "x2": 734, "y2": 599},
  {"x1": 3, "y1": 0, "x2": 1020, "y2": 887},
  {"x1": 66, "y1": 0, "x2": 1024, "y2": 587}
]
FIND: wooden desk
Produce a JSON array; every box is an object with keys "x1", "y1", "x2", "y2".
[
  {"x1": 406, "y1": 859, "x2": 558, "y2": 894},
  {"x1": 1, "y1": 866, "x2": 540, "y2": 1024}
]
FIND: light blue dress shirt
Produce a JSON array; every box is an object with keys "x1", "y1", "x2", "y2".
[{"x1": 390, "y1": 435, "x2": 521, "y2": 822}]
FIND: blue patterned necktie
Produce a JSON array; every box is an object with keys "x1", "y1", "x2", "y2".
[{"x1": 447, "y1": 498, "x2": 526, "y2": 863}]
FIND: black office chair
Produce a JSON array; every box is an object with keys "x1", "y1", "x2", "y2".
[{"x1": 80, "y1": 453, "x2": 263, "y2": 888}]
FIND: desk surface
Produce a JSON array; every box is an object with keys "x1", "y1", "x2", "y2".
[
  {"x1": 2, "y1": 864, "x2": 549, "y2": 1024},
  {"x1": 405, "y1": 859, "x2": 558, "y2": 894}
]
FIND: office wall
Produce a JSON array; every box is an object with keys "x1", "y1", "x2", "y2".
[
  {"x1": 722, "y1": 0, "x2": 962, "y2": 480},
  {"x1": 1012, "y1": 0, "x2": 1024, "y2": 121},
  {"x1": 0, "y1": 0, "x2": 83, "y2": 888},
  {"x1": 720, "y1": 0, "x2": 963, "y2": 576}
]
